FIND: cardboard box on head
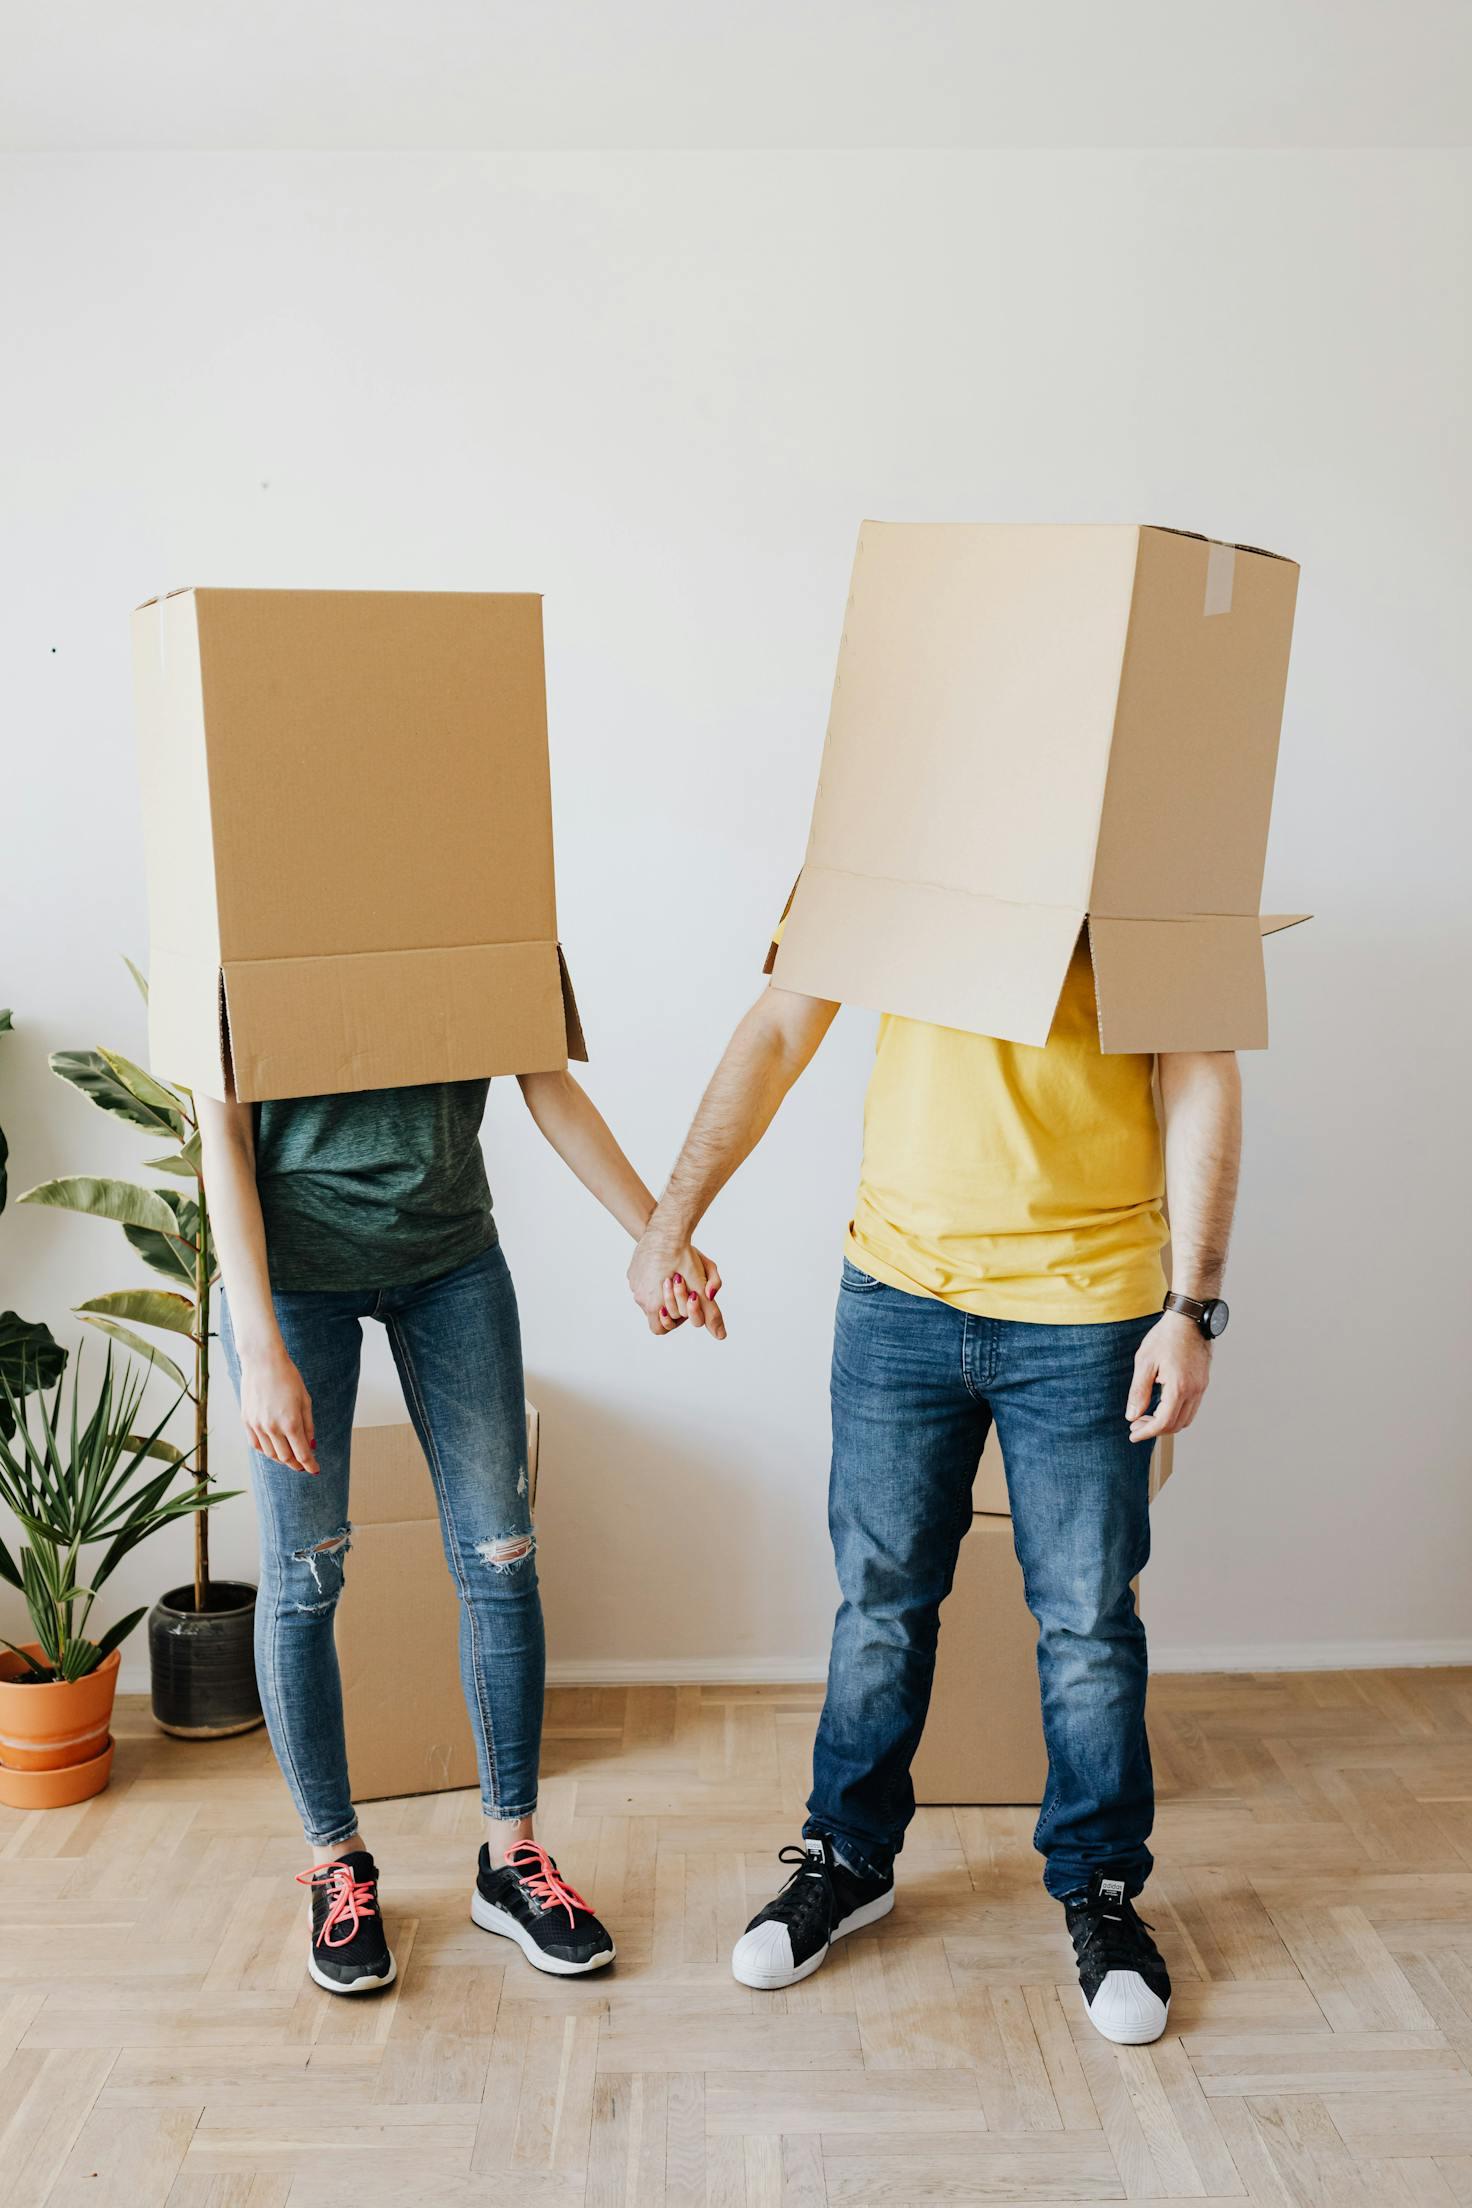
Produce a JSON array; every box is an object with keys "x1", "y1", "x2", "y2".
[
  {"x1": 132, "y1": 589, "x2": 586, "y2": 1102},
  {"x1": 770, "y1": 523, "x2": 1308, "y2": 1052}
]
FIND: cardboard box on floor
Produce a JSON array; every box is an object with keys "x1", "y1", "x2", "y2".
[
  {"x1": 771, "y1": 522, "x2": 1307, "y2": 1052},
  {"x1": 912, "y1": 1426, "x2": 1167, "y2": 1806},
  {"x1": 336, "y1": 1409, "x2": 539, "y2": 1806},
  {"x1": 132, "y1": 589, "x2": 585, "y2": 1101}
]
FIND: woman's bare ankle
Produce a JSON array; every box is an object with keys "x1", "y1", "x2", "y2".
[
  {"x1": 484, "y1": 1815, "x2": 534, "y2": 1868},
  {"x1": 311, "y1": 1833, "x2": 366, "y2": 1866}
]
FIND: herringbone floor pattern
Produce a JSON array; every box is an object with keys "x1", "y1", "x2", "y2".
[{"x1": 4, "y1": 1669, "x2": 1472, "y2": 2204}]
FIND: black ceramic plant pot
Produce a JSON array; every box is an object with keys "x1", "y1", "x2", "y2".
[{"x1": 148, "y1": 1580, "x2": 264, "y2": 1739}]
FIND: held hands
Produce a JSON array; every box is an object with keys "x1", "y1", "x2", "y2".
[
  {"x1": 1126, "y1": 1311, "x2": 1212, "y2": 1443},
  {"x1": 239, "y1": 1343, "x2": 320, "y2": 1475},
  {"x1": 627, "y1": 1229, "x2": 726, "y2": 1342}
]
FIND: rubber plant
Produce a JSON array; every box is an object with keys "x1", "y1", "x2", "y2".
[
  {"x1": 0, "y1": 1007, "x2": 68, "y2": 1437},
  {"x1": 19, "y1": 962, "x2": 223, "y2": 1613}
]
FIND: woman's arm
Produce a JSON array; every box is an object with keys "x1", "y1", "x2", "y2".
[
  {"x1": 515, "y1": 1069, "x2": 724, "y2": 1336},
  {"x1": 197, "y1": 1096, "x2": 318, "y2": 1476}
]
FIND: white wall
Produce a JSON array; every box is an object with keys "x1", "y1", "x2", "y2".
[{"x1": 2, "y1": 151, "x2": 1468, "y2": 1687}]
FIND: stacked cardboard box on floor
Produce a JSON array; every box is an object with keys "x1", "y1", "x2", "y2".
[
  {"x1": 910, "y1": 1429, "x2": 1173, "y2": 1807},
  {"x1": 335, "y1": 1409, "x2": 540, "y2": 1805}
]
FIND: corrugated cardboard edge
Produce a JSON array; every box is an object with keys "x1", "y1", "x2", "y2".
[
  {"x1": 773, "y1": 866, "x2": 1080, "y2": 1048},
  {"x1": 215, "y1": 940, "x2": 585, "y2": 1103},
  {"x1": 769, "y1": 868, "x2": 1309, "y2": 1051}
]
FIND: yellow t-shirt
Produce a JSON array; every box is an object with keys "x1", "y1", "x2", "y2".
[{"x1": 789, "y1": 931, "x2": 1167, "y2": 1323}]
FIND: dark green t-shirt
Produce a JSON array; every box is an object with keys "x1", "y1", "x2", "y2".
[{"x1": 253, "y1": 1080, "x2": 496, "y2": 1292}]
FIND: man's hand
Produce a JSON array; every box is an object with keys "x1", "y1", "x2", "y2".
[
  {"x1": 239, "y1": 1344, "x2": 320, "y2": 1474},
  {"x1": 627, "y1": 1229, "x2": 726, "y2": 1341},
  {"x1": 1126, "y1": 1312, "x2": 1211, "y2": 1442}
]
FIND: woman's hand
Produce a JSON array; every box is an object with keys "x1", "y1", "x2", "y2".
[
  {"x1": 628, "y1": 1228, "x2": 726, "y2": 1340},
  {"x1": 239, "y1": 1344, "x2": 319, "y2": 1475}
]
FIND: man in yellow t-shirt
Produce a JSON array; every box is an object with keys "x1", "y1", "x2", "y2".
[{"x1": 628, "y1": 923, "x2": 1241, "y2": 2047}]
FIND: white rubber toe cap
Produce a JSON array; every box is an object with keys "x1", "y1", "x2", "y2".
[
  {"x1": 731, "y1": 1918, "x2": 799, "y2": 1990},
  {"x1": 1084, "y1": 1969, "x2": 1170, "y2": 2045}
]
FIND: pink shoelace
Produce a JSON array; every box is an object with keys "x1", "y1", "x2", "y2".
[
  {"x1": 504, "y1": 1840, "x2": 592, "y2": 1928},
  {"x1": 296, "y1": 1860, "x2": 378, "y2": 1948}
]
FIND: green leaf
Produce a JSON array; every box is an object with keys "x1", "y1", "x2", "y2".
[
  {"x1": 98, "y1": 1049, "x2": 185, "y2": 1132},
  {"x1": 93, "y1": 1606, "x2": 147, "y2": 1662},
  {"x1": 49, "y1": 1050, "x2": 175, "y2": 1137},
  {"x1": 122, "y1": 957, "x2": 149, "y2": 1004},
  {"x1": 59, "y1": 1637, "x2": 102, "y2": 1682},
  {"x1": 0, "y1": 1637, "x2": 51, "y2": 1678},
  {"x1": 121, "y1": 1433, "x2": 184, "y2": 1466},
  {"x1": 0, "y1": 1534, "x2": 21, "y2": 1590},
  {"x1": 144, "y1": 1151, "x2": 198, "y2": 1179},
  {"x1": 0, "y1": 1008, "x2": 12, "y2": 1032},
  {"x1": 122, "y1": 1226, "x2": 195, "y2": 1283},
  {"x1": 74, "y1": 1315, "x2": 187, "y2": 1391},
  {"x1": 76, "y1": 1289, "x2": 195, "y2": 1338},
  {"x1": 0, "y1": 1315, "x2": 67, "y2": 1441},
  {"x1": 20, "y1": 1176, "x2": 179, "y2": 1234}
]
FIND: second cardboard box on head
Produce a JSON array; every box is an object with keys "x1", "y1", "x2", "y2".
[{"x1": 132, "y1": 527, "x2": 1302, "y2": 1806}]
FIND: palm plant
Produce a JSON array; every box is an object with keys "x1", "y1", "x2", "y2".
[
  {"x1": 0, "y1": 1007, "x2": 67, "y2": 1436},
  {"x1": 0, "y1": 1347, "x2": 231, "y2": 1682},
  {"x1": 20, "y1": 963, "x2": 224, "y2": 1612}
]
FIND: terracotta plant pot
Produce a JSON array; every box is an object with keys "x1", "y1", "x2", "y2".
[
  {"x1": 0, "y1": 1643, "x2": 121, "y2": 1808},
  {"x1": 0, "y1": 1736, "x2": 115, "y2": 1810}
]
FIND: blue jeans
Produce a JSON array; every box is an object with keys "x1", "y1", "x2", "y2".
[
  {"x1": 805, "y1": 1261, "x2": 1156, "y2": 1900},
  {"x1": 220, "y1": 1242, "x2": 543, "y2": 1847}
]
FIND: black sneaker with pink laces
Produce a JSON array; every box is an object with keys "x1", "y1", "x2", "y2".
[
  {"x1": 296, "y1": 1851, "x2": 396, "y2": 1994},
  {"x1": 472, "y1": 1840, "x2": 615, "y2": 1975}
]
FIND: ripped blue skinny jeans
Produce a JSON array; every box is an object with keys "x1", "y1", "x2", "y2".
[{"x1": 220, "y1": 1241, "x2": 542, "y2": 1846}]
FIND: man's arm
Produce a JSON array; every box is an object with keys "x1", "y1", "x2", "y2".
[
  {"x1": 628, "y1": 984, "x2": 839, "y2": 1337},
  {"x1": 1125, "y1": 1050, "x2": 1243, "y2": 1443}
]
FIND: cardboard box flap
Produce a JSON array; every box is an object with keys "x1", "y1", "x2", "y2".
[
  {"x1": 777, "y1": 864, "x2": 1083, "y2": 1048},
  {"x1": 221, "y1": 940, "x2": 578, "y2": 1104},
  {"x1": 1260, "y1": 912, "x2": 1310, "y2": 935},
  {"x1": 558, "y1": 946, "x2": 588, "y2": 1063},
  {"x1": 1088, "y1": 913, "x2": 1267, "y2": 1054}
]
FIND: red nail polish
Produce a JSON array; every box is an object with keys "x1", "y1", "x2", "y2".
[
  {"x1": 673, "y1": 1274, "x2": 684, "y2": 1286},
  {"x1": 660, "y1": 1306, "x2": 669, "y2": 1318}
]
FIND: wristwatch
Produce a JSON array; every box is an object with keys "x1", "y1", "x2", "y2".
[{"x1": 1163, "y1": 1290, "x2": 1230, "y2": 1340}]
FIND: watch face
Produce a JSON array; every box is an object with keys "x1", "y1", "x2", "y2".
[{"x1": 1207, "y1": 1300, "x2": 1230, "y2": 1337}]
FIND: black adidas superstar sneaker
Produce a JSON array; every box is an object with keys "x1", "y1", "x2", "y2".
[
  {"x1": 1065, "y1": 1870, "x2": 1172, "y2": 2044},
  {"x1": 731, "y1": 1834, "x2": 895, "y2": 1990}
]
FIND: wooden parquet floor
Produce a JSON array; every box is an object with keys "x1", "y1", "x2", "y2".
[{"x1": 5, "y1": 1669, "x2": 1472, "y2": 2206}]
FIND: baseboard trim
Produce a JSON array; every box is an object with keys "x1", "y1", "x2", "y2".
[
  {"x1": 544, "y1": 1656, "x2": 829, "y2": 1686},
  {"x1": 1148, "y1": 1637, "x2": 1472, "y2": 1675},
  {"x1": 117, "y1": 1639, "x2": 1472, "y2": 1699},
  {"x1": 550, "y1": 1639, "x2": 1472, "y2": 1684}
]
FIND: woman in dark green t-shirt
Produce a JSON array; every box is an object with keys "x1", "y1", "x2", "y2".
[{"x1": 202, "y1": 1069, "x2": 721, "y2": 1994}]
